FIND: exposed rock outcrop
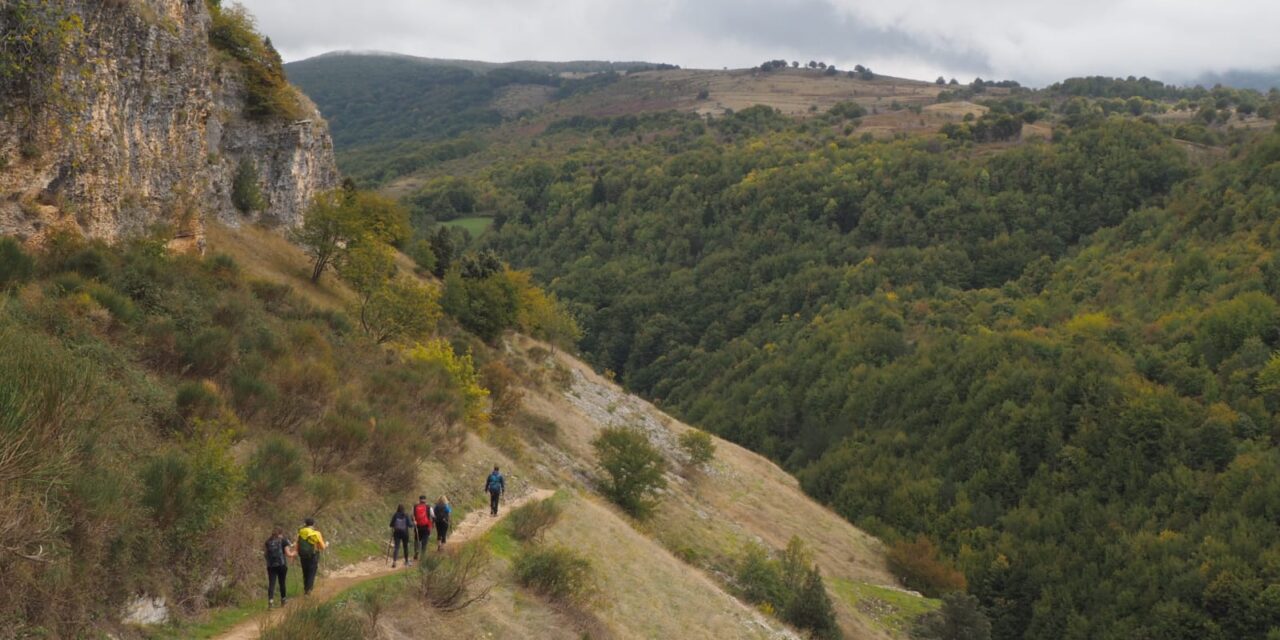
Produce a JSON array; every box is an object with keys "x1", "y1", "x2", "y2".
[{"x1": 0, "y1": 0, "x2": 338, "y2": 248}]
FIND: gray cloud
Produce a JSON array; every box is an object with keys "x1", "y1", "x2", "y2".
[{"x1": 236, "y1": 0, "x2": 1280, "y2": 87}]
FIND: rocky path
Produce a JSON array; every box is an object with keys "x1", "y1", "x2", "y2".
[{"x1": 214, "y1": 489, "x2": 556, "y2": 640}]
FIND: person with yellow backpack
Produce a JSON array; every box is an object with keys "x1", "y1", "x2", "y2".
[{"x1": 296, "y1": 517, "x2": 328, "y2": 595}]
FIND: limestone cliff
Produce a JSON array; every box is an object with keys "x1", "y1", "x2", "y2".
[{"x1": 0, "y1": 0, "x2": 339, "y2": 248}]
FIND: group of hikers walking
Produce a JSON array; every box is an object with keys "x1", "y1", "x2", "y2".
[{"x1": 261, "y1": 467, "x2": 506, "y2": 608}]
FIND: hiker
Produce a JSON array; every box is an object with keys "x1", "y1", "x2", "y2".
[
  {"x1": 432, "y1": 496, "x2": 452, "y2": 551},
  {"x1": 297, "y1": 517, "x2": 327, "y2": 595},
  {"x1": 389, "y1": 504, "x2": 413, "y2": 568},
  {"x1": 412, "y1": 495, "x2": 432, "y2": 561},
  {"x1": 485, "y1": 466, "x2": 506, "y2": 517},
  {"x1": 264, "y1": 528, "x2": 293, "y2": 608}
]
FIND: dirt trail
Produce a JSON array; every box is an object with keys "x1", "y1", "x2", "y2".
[{"x1": 215, "y1": 489, "x2": 556, "y2": 640}]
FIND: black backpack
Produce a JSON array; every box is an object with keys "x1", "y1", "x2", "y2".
[
  {"x1": 433, "y1": 505, "x2": 450, "y2": 526},
  {"x1": 265, "y1": 538, "x2": 286, "y2": 567}
]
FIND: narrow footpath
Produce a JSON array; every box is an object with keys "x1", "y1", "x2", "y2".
[{"x1": 215, "y1": 489, "x2": 556, "y2": 640}]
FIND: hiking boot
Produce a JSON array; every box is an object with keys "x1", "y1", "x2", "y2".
[
  {"x1": 392, "y1": 562, "x2": 397, "y2": 568},
  {"x1": 281, "y1": 598, "x2": 287, "y2": 606},
  {"x1": 268, "y1": 599, "x2": 274, "y2": 609}
]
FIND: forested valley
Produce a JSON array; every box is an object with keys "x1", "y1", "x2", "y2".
[{"x1": 302, "y1": 64, "x2": 1280, "y2": 638}]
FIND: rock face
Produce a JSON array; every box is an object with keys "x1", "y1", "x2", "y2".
[{"x1": 0, "y1": 0, "x2": 339, "y2": 247}]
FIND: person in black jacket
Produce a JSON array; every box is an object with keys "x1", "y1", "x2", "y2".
[
  {"x1": 389, "y1": 505, "x2": 413, "y2": 568},
  {"x1": 264, "y1": 528, "x2": 293, "y2": 608}
]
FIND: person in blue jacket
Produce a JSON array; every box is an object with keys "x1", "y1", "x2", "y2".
[{"x1": 485, "y1": 466, "x2": 505, "y2": 517}]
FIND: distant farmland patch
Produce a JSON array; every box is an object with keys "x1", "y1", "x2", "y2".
[{"x1": 444, "y1": 216, "x2": 493, "y2": 236}]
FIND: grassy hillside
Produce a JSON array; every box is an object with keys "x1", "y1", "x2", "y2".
[{"x1": 0, "y1": 218, "x2": 920, "y2": 639}]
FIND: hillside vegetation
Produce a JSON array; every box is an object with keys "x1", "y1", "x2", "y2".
[{"x1": 292, "y1": 54, "x2": 1280, "y2": 638}]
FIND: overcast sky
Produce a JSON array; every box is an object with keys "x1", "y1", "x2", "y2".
[{"x1": 238, "y1": 0, "x2": 1280, "y2": 86}]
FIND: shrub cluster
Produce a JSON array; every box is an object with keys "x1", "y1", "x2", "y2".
[
  {"x1": 514, "y1": 545, "x2": 596, "y2": 605},
  {"x1": 734, "y1": 538, "x2": 841, "y2": 639},
  {"x1": 0, "y1": 226, "x2": 488, "y2": 634}
]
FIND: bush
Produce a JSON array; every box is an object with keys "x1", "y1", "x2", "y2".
[
  {"x1": 407, "y1": 238, "x2": 437, "y2": 275},
  {"x1": 735, "y1": 538, "x2": 841, "y2": 638},
  {"x1": 175, "y1": 380, "x2": 221, "y2": 427},
  {"x1": 259, "y1": 600, "x2": 370, "y2": 640},
  {"x1": 514, "y1": 545, "x2": 596, "y2": 604},
  {"x1": 229, "y1": 364, "x2": 277, "y2": 418},
  {"x1": 208, "y1": 4, "x2": 303, "y2": 121},
  {"x1": 179, "y1": 327, "x2": 237, "y2": 376},
  {"x1": 232, "y1": 158, "x2": 267, "y2": 213},
  {"x1": 679, "y1": 429, "x2": 716, "y2": 467},
  {"x1": 361, "y1": 277, "x2": 441, "y2": 344},
  {"x1": 85, "y1": 282, "x2": 138, "y2": 323},
  {"x1": 306, "y1": 472, "x2": 356, "y2": 516},
  {"x1": 887, "y1": 536, "x2": 967, "y2": 597},
  {"x1": 0, "y1": 237, "x2": 34, "y2": 291},
  {"x1": 509, "y1": 498, "x2": 562, "y2": 542},
  {"x1": 911, "y1": 593, "x2": 992, "y2": 640},
  {"x1": 302, "y1": 413, "x2": 370, "y2": 473},
  {"x1": 246, "y1": 435, "x2": 305, "y2": 502},
  {"x1": 360, "y1": 417, "x2": 422, "y2": 490},
  {"x1": 418, "y1": 541, "x2": 493, "y2": 611},
  {"x1": 592, "y1": 426, "x2": 667, "y2": 518}
]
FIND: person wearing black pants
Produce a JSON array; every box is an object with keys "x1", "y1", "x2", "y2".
[
  {"x1": 412, "y1": 496, "x2": 432, "y2": 561},
  {"x1": 263, "y1": 528, "x2": 292, "y2": 608},
  {"x1": 297, "y1": 517, "x2": 327, "y2": 595},
  {"x1": 485, "y1": 466, "x2": 505, "y2": 517},
  {"x1": 433, "y1": 496, "x2": 452, "y2": 551},
  {"x1": 389, "y1": 505, "x2": 413, "y2": 568}
]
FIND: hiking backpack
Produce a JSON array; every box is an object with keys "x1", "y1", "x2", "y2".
[
  {"x1": 393, "y1": 513, "x2": 409, "y2": 533},
  {"x1": 297, "y1": 536, "x2": 316, "y2": 560},
  {"x1": 414, "y1": 503, "x2": 431, "y2": 527},
  {"x1": 487, "y1": 473, "x2": 503, "y2": 493}
]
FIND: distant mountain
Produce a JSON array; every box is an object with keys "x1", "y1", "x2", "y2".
[
  {"x1": 1189, "y1": 68, "x2": 1280, "y2": 92},
  {"x1": 295, "y1": 50, "x2": 678, "y2": 76}
]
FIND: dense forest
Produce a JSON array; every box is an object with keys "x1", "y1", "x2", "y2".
[{"x1": 354, "y1": 95, "x2": 1280, "y2": 637}]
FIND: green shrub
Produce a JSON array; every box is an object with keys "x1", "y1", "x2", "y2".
[
  {"x1": 419, "y1": 541, "x2": 492, "y2": 611},
  {"x1": 249, "y1": 279, "x2": 293, "y2": 311},
  {"x1": 259, "y1": 600, "x2": 370, "y2": 640},
  {"x1": 141, "y1": 434, "x2": 242, "y2": 537},
  {"x1": 229, "y1": 365, "x2": 277, "y2": 418},
  {"x1": 407, "y1": 238, "x2": 437, "y2": 275},
  {"x1": 302, "y1": 414, "x2": 370, "y2": 473},
  {"x1": 911, "y1": 593, "x2": 991, "y2": 640},
  {"x1": 509, "y1": 498, "x2": 562, "y2": 542},
  {"x1": 175, "y1": 380, "x2": 221, "y2": 427},
  {"x1": 0, "y1": 237, "x2": 34, "y2": 291},
  {"x1": 516, "y1": 410, "x2": 558, "y2": 441},
  {"x1": 179, "y1": 326, "x2": 237, "y2": 376},
  {"x1": 208, "y1": 4, "x2": 303, "y2": 121},
  {"x1": 514, "y1": 545, "x2": 596, "y2": 604},
  {"x1": 85, "y1": 282, "x2": 138, "y2": 323},
  {"x1": 735, "y1": 538, "x2": 841, "y2": 639},
  {"x1": 246, "y1": 435, "x2": 305, "y2": 502},
  {"x1": 591, "y1": 426, "x2": 667, "y2": 518},
  {"x1": 678, "y1": 429, "x2": 716, "y2": 467},
  {"x1": 206, "y1": 252, "x2": 240, "y2": 282},
  {"x1": 231, "y1": 158, "x2": 267, "y2": 213},
  {"x1": 46, "y1": 271, "x2": 86, "y2": 296},
  {"x1": 360, "y1": 417, "x2": 421, "y2": 490},
  {"x1": 306, "y1": 472, "x2": 356, "y2": 516},
  {"x1": 63, "y1": 244, "x2": 113, "y2": 280}
]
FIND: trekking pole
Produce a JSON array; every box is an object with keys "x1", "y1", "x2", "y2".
[{"x1": 386, "y1": 532, "x2": 394, "y2": 567}]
